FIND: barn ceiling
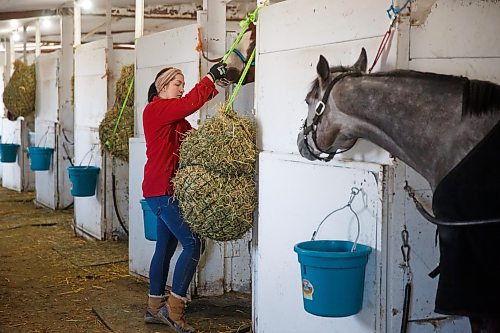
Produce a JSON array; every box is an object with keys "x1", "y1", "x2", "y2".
[{"x1": 0, "y1": 0, "x2": 260, "y2": 52}]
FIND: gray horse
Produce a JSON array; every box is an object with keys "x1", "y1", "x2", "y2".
[{"x1": 297, "y1": 48, "x2": 500, "y2": 333}]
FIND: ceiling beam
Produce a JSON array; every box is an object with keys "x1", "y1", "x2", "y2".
[{"x1": 0, "y1": 9, "x2": 58, "y2": 20}]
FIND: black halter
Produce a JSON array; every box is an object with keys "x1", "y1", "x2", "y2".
[{"x1": 302, "y1": 71, "x2": 360, "y2": 162}]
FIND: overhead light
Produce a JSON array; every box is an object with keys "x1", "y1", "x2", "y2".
[
  {"x1": 10, "y1": 20, "x2": 19, "y2": 29},
  {"x1": 12, "y1": 31, "x2": 21, "y2": 42},
  {"x1": 41, "y1": 17, "x2": 52, "y2": 29},
  {"x1": 79, "y1": 0, "x2": 92, "y2": 11}
]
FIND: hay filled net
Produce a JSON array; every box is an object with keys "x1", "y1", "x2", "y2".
[
  {"x1": 3, "y1": 60, "x2": 36, "y2": 119},
  {"x1": 173, "y1": 106, "x2": 257, "y2": 241},
  {"x1": 99, "y1": 64, "x2": 134, "y2": 161}
]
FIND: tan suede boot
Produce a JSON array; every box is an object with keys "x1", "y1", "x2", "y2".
[
  {"x1": 144, "y1": 294, "x2": 167, "y2": 324},
  {"x1": 158, "y1": 293, "x2": 195, "y2": 333}
]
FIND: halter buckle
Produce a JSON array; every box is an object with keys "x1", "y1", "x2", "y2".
[{"x1": 315, "y1": 101, "x2": 326, "y2": 116}]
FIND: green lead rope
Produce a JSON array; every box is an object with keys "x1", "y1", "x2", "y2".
[
  {"x1": 105, "y1": 77, "x2": 135, "y2": 149},
  {"x1": 222, "y1": 5, "x2": 262, "y2": 113},
  {"x1": 224, "y1": 48, "x2": 256, "y2": 113},
  {"x1": 222, "y1": 6, "x2": 262, "y2": 64}
]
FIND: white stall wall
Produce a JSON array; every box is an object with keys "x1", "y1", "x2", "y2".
[
  {"x1": 1, "y1": 118, "x2": 22, "y2": 191},
  {"x1": 104, "y1": 49, "x2": 134, "y2": 239},
  {"x1": 34, "y1": 51, "x2": 59, "y2": 209},
  {"x1": 254, "y1": 1, "x2": 394, "y2": 331},
  {"x1": 73, "y1": 38, "x2": 109, "y2": 239}
]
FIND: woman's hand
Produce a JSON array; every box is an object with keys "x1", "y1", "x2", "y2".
[{"x1": 207, "y1": 62, "x2": 227, "y2": 82}]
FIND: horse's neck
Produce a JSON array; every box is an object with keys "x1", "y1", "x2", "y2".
[{"x1": 334, "y1": 74, "x2": 500, "y2": 189}]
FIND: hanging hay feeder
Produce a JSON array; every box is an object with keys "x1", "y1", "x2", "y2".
[
  {"x1": 99, "y1": 64, "x2": 134, "y2": 161},
  {"x1": 3, "y1": 60, "x2": 36, "y2": 119},
  {"x1": 99, "y1": 105, "x2": 134, "y2": 161},
  {"x1": 173, "y1": 165, "x2": 256, "y2": 242},
  {"x1": 179, "y1": 108, "x2": 257, "y2": 175},
  {"x1": 114, "y1": 64, "x2": 134, "y2": 107},
  {"x1": 173, "y1": 105, "x2": 257, "y2": 241}
]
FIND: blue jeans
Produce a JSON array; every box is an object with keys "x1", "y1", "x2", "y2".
[{"x1": 145, "y1": 195, "x2": 201, "y2": 297}]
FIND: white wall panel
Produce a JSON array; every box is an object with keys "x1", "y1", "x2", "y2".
[
  {"x1": 1, "y1": 118, "x2": 22, "y2": 191},
  {"x1": 34, "y1": 52, "x2": 59, "y2": 209},
  {"x1": 136, "y1": 24, "x2": 198, "y2": 70},
  {"x1": 256, "y1": 152, "x2": 382, "y2": 333},
  {"x1": 73, "y1": 39, "x2": 109, "y2": 239},
  {"x1": 258, "y1": 0, "x2": 389, "y2": 54},
  {"x1": 410, "y1": 1, "x2": 500, "y2": 59}
]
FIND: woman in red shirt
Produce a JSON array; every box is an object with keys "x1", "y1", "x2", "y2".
[{"x1": 142, "y1": 63, "x2": 226, "y2": 333}]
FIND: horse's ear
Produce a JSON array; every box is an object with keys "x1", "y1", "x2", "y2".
[
  {"x1": 317, "y1": 55, "x2": 330, "y2": 83},
  {"x1": 353, "y1": 48, "x2": 367, "y2": 73}
]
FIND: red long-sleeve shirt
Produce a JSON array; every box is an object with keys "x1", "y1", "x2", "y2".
[{"x1": 142, "y1": 76, "x2": 218, "y2": 198}]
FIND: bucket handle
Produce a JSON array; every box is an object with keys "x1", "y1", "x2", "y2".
[
  {"x1": 2, "y1": 128, "x2": 20, "y2": 145},
  {"x1": 36, "y1": 127, "x2": 51, "y2": 148},
  {"x1": 78, "y1": 144, "x2": 98, "y2": 167},
  {"x1": 311, "y1": 187, "x2": 362, "y2": 252}
]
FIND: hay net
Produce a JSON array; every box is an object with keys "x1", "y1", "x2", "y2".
[
  {"x1": 173, "y1": 106, "x2": 257, "y2": 241},
  {"x1": 99, "y1": 64, "x2": 134, "y2": 162},
  {"x1": 3, "y1": 60, "x2": 36, "y2": 119}
]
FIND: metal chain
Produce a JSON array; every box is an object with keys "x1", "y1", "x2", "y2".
[
  {"x1": 400, "y1": 224, "x2": 412, "y2": 333},
  {"x1": 400, "y1": 225, "x2": 412, "y2": 283}
]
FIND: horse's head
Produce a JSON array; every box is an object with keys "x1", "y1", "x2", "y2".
[
  {"x1": 297, "y1": 48, "x2": 367, "y2": 161},
  {"x1": 219, "y1": 22, "x2": 256, "y2": 87}
]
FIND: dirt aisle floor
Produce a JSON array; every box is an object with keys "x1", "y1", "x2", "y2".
[{"x1": 0, "y1": 187, "x2": 251, "y2": 333}]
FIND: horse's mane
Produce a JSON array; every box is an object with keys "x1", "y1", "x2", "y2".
[
  {"x1": 463, "y1": 79, "x2": 500, "y2": 117},
  {"x1": 309, "y1": 68, "x2": 500, "y2": 118}
]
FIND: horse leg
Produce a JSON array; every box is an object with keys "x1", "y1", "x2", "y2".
[{"x1": 469, "y1": 316, "x2": 500, "y2": 333}]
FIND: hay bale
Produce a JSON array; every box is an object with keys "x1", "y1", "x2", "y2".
[
  {"x1": 173, "y1": 165, "x2": 256, "y2": 241},
  {"x1": 115, "y1": 64, "x2": 134, "y2": 107},
  {"x1": 99, "y1": 64, "x2": 134, "y2": 161},
  {"x1": 179, "y1": 107, "x2": 257, "y2": 175},
  {"x1": 3, "y1": 60, "x2": 36, "y2": 119}
]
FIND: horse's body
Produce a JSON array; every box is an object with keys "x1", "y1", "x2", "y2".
[{"x1": 297, "y1": 49, "x2": 500, "y2": 332}]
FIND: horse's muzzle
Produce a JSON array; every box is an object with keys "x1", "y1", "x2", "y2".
[{"x1": 297, "y1": 132, "x2": 316, "y2": 161}]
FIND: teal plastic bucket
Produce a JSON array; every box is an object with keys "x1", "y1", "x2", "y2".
[
  {"x1": 67, "y1": 166, "x2": 100, "y2": 197},
  {"x1": 28, "y1": 147, "x2": 54, "y2": 171},
  {"x1": 0, "y1": 143, "x2": 20, "y2": 163},
  {"x1": 140, "y1": 199, "x2": 157, "y2": 241},
  {"x1": 294, "y1": 240, "x2": 372, "y2": 317}
]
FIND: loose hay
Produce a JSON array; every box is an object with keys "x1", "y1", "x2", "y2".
[
  {"x1": 3, "y1": 60, "x2": 36, "y2": 119},
  {"x1": 173, "y1": 105, "x2": 257, "y2": 241},
  {"x1": 173, "y1": 165, "x2": 256, "y2": 242},
  {"x1": 99, "y1": 64, "x2": 134, "y2": 161}
]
